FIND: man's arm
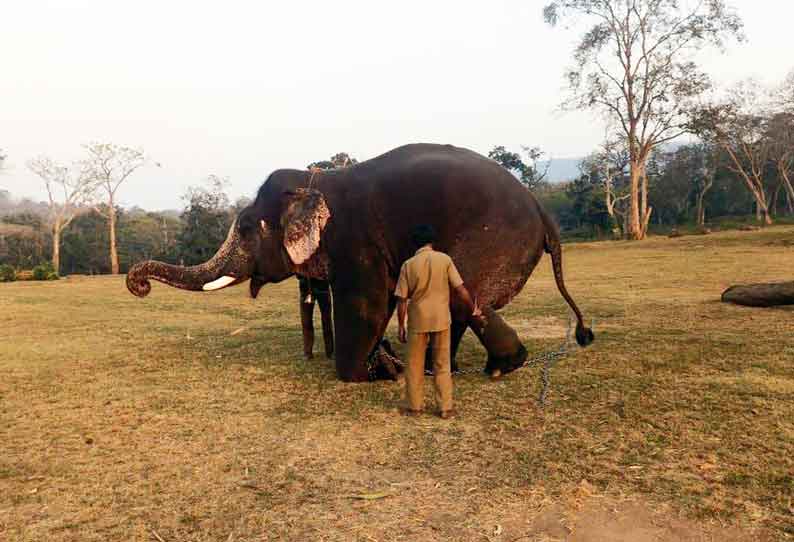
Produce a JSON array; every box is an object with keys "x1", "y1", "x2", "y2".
[
  {"x1": 395, "y1": 263, "x2": 410, "y2": 343},
  {"x1": 454, "y1": 284, "x2": 479, "y2": 316},
  {"x1": 397, "y1": 296, "x2": 408, "y2": 343},
  {"x1": 448, "y1": 259, "x2": 485, "y2": 328}
]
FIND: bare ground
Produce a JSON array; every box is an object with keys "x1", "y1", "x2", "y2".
[{"x1": 2, "y1": 226, "x2": 793, "y2": 541}]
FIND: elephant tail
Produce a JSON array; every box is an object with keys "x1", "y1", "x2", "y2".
[{"x1": 539, "y1": 207, "x2": 594, "y2": 347}]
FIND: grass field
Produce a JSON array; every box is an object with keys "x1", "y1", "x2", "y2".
[{"x1": 2, "y1": 227, "x2": 793, "y2": 541}]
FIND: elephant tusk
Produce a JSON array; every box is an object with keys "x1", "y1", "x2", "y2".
[
  {"x1": 203, "y1": 275, "x2": 237, "y2": 291},
  {"x1": 490, "y1": 369, "x2": 502, "y2": 380}
]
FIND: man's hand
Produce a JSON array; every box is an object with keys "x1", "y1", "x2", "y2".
[
  {"x1": 397, "y1": 297, "x2": 408, "y2": 343},
  {"x1": 455, "y1": 285, "x2": 488, "y2": 330},
  {"x1": 470, "y1": 297, "x2": 488, "y2": 330}
]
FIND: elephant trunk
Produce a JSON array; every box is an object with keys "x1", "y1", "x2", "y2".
[{"x1": 126, "y1": 220, "x2": 251, "y2": 297}]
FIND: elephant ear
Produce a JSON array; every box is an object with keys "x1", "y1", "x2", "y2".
[{"x1": 280, "y1": 188, "x2": 331, "y2": 265}]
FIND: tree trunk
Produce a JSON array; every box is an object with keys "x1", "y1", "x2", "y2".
[
  {"x1": 628, "y1": 160, "x2": 642, "y2": 240},
  {"x1": 722, "y1": 282, "x2": 794, "y2": 307},
  {"x1": 641, "y1": 206, "x2": 653, "y2": 238},
  {"x1": 771, "y1": 183, "x2": 782, "y2": 217},
  {"x1": 109, "y1": 201, "x2": 119, "y2": 274},
  {"x1": 696, "y1": 176, "x2": 713, "y2": 226},
  {"x1": 52, "y1": 222, "x2": 61, "y2": 274},
  {"x1": 779, "y1": 166, "x2": 794, "y2": 216},
  {"x1": 696, "y1": 192, "x2": 705, "y2": 226}
]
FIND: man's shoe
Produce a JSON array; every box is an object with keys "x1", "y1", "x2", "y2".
[{"x1": 439, "y1": 409, "x2": 457, "y2": 420}]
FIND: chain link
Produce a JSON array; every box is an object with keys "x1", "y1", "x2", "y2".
[{"x1": 369, "y1": 315, "x2": 594, "y2": 407}]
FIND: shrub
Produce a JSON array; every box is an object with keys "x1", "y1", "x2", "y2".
[
  {"x1": 0, "y1": 264, "x2": 15, "y2": 282},
  {"x1": 32, "y1": 263, "x2": 59, "y2": 281}
]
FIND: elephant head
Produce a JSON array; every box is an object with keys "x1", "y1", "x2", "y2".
[{"x1": 126, "y1": 187, "x2": 331, "y2": 299}]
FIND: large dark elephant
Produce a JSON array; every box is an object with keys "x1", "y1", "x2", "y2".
[{"x1": 127, "y1": 144, "x2": 593, "y2": 382}]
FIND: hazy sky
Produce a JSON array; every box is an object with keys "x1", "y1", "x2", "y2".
[{"x1": 2, "y1": 0, "x2": 792, "y2": 210}]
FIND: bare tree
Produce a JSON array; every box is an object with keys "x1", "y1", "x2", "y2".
[
  {"x1": 581, "y1": 136, "x2": 630, "y2": 237},
  {"x1": 779, "y1": 69, "x2": 794, "y2": 110},
  {"x1": 766, "y1": 112, "x2": 794, "y2": 215},
  {"x1": 689, "y1": 82, "x2": 776, "y2": 225},
  {"x1": 693, "y1": 143, "x2": 720, "y2": 226},
  {"x1": 27, "y1": 156, "x2": 94, "y2": 273},
  {"x1": 80, "y1": 143, "x2": 149, "y2": 274},
  {"x1": 543, "y1": 0, "x2": 743, "y2": 239}
]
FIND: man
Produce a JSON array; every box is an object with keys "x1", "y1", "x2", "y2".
[
  {"x1": 395, "y1": 225, "x2": 483, "y2": 419},
  {"x1": 298, "y1": 276, "x2": 334, "y2": 360}
]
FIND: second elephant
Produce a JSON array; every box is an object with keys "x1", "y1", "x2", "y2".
[{"x1": 298, "y1": 275, "x2": 334, "y2": 359}]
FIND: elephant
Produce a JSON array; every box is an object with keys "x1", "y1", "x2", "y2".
[
  {"x1": 297, "y1": 275, "x2": 334, "y2": 359},
  {"x1": 126, "y1": 143, "x2": 594, "y2": 382}
]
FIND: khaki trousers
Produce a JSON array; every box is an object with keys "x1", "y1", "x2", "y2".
[{"x1": 406, "y1": 327, "x2": 453, "y2": 412}]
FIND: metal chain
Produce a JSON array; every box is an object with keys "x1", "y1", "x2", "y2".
[{"x1": 369, "y1": 315, "x2": 594, "y2": 407}]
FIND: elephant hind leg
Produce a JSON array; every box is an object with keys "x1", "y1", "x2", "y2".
[
  {"x1": 470, "y1": 309, "x2": 527, "y2": 376},
  {"x1": 450, "y1": 320, "x2": 468, "y2": 373}
]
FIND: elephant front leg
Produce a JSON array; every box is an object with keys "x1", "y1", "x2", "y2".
[
  {"x1": 470, "y1": 308, "x2": 528, "y2": 377},
  {"x1": 299, "y1": 300, "x2": 316, "y2": 359},
  {"x1": 332, "y1": 292, "x2": 389, "y2": 382},
  {"x1": 317, "y1": 292, "x2": 334, "y2": 359}
]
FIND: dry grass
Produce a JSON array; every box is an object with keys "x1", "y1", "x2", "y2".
[{"x1": 1, "y1": 227, "x2": 793, "y2": 541}]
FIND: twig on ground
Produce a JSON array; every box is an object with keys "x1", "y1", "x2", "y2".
[{"x1": 151, "y1": 529, "x2": 166, "y2": 542}]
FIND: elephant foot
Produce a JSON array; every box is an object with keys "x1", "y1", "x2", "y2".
[
  {"x1": 367, "y1": 339, "x2": 405, "y2": 381},
  {"x1": 304, "y1": 352, "x2": 314, "y2": 360},
  {"x1": 476, "y1": 308, "x2": 529, "y2": 377},
  {"x1": 484, "y1": 343, "x2": 528, "y2": 377}
]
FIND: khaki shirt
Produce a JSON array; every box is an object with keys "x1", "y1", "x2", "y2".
[{"x1": 395, "y1": 246, "x2": 464, "y2": 333}]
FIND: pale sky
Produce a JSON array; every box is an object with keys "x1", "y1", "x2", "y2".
[{"x1": 2, "y1": 0, "x2": 792, "y2": 210}]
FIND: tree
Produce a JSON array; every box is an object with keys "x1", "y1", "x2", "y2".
[
  {"x1": 488, "y1": 145, "x2": 548, "y2": 190},
  {"x1": 544, "y1": 0, "x2": 743, "y2": 239},
  {"x1": 0, "y1": 213, "x2": 50, "y2": 269},
  {"x1": 27, "y1": 156, "x2": 93, "y2": 273},
  {"x1": 307, "y1": 152, "x2": 358, "y2": 171},
  {"x1": 176, "y1": 175, "x2": 233, "y2": 266},
  {"x1": 689, "y1": 82, "x2": 776, "y2": 225},
  {"x1": 779, "y1": 69, "x2": 794, "y2": 110},
  {"x1": 80, "y1": 142, "x2": 150, "y2": 274},
  {"x1": 766, "y1": 111, "x2": 794, "y2": 216},
  {"x1": 580, "y1": 136, "x2": 630, "y2": 236}
]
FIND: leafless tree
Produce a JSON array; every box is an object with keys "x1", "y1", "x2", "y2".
[
  {"x1": 689, "y1": 81, "x2": 776, "y2": 225},
  {"x1": 693, "y1": 143, "x2": 721, "y2": 226},
  {"x1": 80, "y1": 143, "x2": 150, "y2": 274},
  {"x1": 544, "y1": 0, "x2": 743, "y2": 239},
  {"x1": 581, "y1": 135, "x2": 630, "y2": 237},
  {"x1": 767, "y1": 74, "x2": 794, "y2": 214},
  {"x1": 27, "y1": 156, "x2": 94, "y2": 273}
]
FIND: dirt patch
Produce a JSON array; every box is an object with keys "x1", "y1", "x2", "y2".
[{"x1": 511, "y1": 316, "x2": 570, "y2": 339}]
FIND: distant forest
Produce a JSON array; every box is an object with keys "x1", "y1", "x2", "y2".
[{"x1": 2, "y1": 138, "x2": 792, "y2": 276}]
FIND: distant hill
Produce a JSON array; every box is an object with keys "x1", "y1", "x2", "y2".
[{"x1": 539, "y1": 157, "x2": 583, "y2": 183}]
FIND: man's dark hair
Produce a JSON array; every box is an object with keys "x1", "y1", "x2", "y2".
[{"x1": 412, "y1": 224, "x2": 436, "y2": 248}]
